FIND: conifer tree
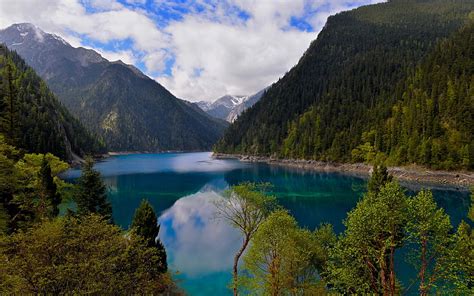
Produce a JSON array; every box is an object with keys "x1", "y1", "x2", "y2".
[
  {"x1": 75, "y1": 156, "x2": 112, "y2": 222},
  {"x1": 37, "y1": 156, "x2": 61, "y2": 218},
  {"x1": 131, "y1": 200, "x2": 167, "y2": 272},
  {"x1": 367, "y1": 164, "x2": 393, "y2": 194}
]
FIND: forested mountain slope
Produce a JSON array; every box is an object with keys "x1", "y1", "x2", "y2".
[
  {"x1": 215, "y1": 0, "x2": 474, "y2": 170},
  {"x1": 0, "y1": 24, "x2": 227, "y2": 152},
  {"x1": 0, "y1": 45, "x2": 103, "y2": 159}
]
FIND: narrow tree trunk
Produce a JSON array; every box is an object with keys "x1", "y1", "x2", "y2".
[
  {"x1": 269, "y1": 251, "x2": 280, "y2": 296},
  {"x1": 233, "y1": 234, "x2": 250, "y2": 296}
]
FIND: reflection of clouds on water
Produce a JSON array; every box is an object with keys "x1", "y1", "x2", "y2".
[
  {"x1": 62, "y1": 152, "x2": 247, "y2": 178},
  {"x1": 159, "y1": 190, "x2": 241, "y2": 277}
]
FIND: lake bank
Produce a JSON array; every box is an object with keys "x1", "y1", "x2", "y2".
[{"x1": 213, "y1": 153, "x2": 474, "y2": 188}]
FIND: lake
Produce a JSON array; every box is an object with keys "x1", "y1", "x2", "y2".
[{"x1": 63, "y1": 152, "x2": 471, "y2": 295}]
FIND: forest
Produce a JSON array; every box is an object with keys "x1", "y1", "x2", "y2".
[
  {"x1": 215, "y1": 0, "x2": 474, "y2": 170},
  {"x1": 0, "y1": 45, "x2": 104, "y2": 160},
  {"x1": 0, "y1": 136, "x2": 177, "y2": 294}
]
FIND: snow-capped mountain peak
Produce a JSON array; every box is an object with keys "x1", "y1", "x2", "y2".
[{"x1": 194, "y1": 88, "x2": 268, "y2": 122}]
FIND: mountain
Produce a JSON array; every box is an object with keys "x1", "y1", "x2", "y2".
[
  {"x1": 0, "y1": 23, "x2": 227, "y2": 152},
  {"x1": 215, "y1": 0, "x2": 474, "y2": 170},
  {"x1": 0, "y1": 44, "x2": 104, "y2": 160},
  {"x1": 226, "y1": 88, "x2": 267, "y2": 123},
  {"x1": 197, "y1": 95, "x2": 246, "y2": 121},
  {"x1": 196, "y1": 89, "x2": 267, "y2": 122}
]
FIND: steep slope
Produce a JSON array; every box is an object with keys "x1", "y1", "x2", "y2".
[
  {"x1": 0, "y1": 44, "x2": 104, "y2": 159},
  {"x1": 0, "y1": 23, "x2": 227, "y2": 151},
  {"x1": 216, "y1": 0, "x2": 474, "y2": 169}
]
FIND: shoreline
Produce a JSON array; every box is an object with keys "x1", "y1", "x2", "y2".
[{"x1": 213, "y1": 153, "x2": 474, "y2": 189}]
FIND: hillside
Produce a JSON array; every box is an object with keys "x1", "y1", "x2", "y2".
[
  {"x1": 0, "y1": 44, "x2": 103, "y2": 159},
  {"x1": 0, "y1": 24, "x2": 227, "y2": 152},
  {"x1": 215, "y1": 0, "x2": 474, "y2": 170}
]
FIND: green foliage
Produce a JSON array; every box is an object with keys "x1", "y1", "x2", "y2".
[
  {"x1": 131, "y1": 199, "x2": 167, "y2": 273},
  {"x1": 216, "y1": 0, "x2": 474, "y2": 170},
  {"x1": 367, "y1": 164, "x2": 393, "y2": 194},
  {"x1": 216, "y1": 182, "x2": 277, "y2": 237},
  {"x1": 405, "y1": 190, "x2": 453, "y2": 294},
  {"x1": 75, "y1": 157, "x2": 112, "y2": 221},
  {"x1": 327, "y1": 182, "x2": 408, "y2": 294},
  {"x1": 447, "y1": 221, "x2": 474, "y2": 294},
  {"x1": 0, "y1": 135, "x2": 70, "y2": 232},
  {"x1": 240, "y1": 210, "x2": 327, "y2": 295},
  {"x1": 0, "y1": 45, "x2": 104, "y2": 159},
  {"x1": 215, "y1": 182, "x2": 277, "y2": 295},
  {"x1": 0, "y1": 214, "x2": 180, "y2": 295}
]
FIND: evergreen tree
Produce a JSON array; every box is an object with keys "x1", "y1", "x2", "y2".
[
  {"x1": 367, "y1": 164, "x2": 393, "y2": 194},
  {"x1": 131, "y1": 200, "x2": 167, "y2": 273},
  {"x1": 38, "y1": 156, "x2": 61, "y2": 218},
  {"x1": 75, "y1": 156, "x2": 112, "y2": 222},
  {"x1": 1, "y1": 63, "x2": 18, "y2": 143}
]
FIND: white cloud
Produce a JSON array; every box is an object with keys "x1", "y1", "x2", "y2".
[
  {"x1": 159, "y1": 190, "x2": 241, "y2": 276},
  {"x1": 0, "y1": 0, "x2": 385, "y2": 101}
]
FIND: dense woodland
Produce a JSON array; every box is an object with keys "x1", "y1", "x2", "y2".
[
  {"x1": 0, "y1": 137, "x2": 175, "y2": 294},
  {"x1": 217, "y1": 171, "x2": 473, "y2": 295},
  {"x1": 216, "y1": 0, "x2": 474, "y2": 170},
  {"x1": 0, "y1": 45, "x2": 104, "y2": 160}
]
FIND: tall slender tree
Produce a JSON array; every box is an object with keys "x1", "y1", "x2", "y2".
[
  {"x1": 131, "y1": 200, "x2": 167, "y2": 273},
  {"x1": 75, "y1": 156, "x2": 112, "y2": 222},
  {"x1": 37, "y1": 156, "x2": 61, "y2": 219}
]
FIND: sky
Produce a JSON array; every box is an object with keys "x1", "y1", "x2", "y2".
[{"x1": 0, "y1": 0, "x2": 383, "y2": 101}]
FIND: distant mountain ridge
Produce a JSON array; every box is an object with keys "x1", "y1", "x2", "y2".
[
  {"x1": 196, "y1": 88, "x2": 267, "y2": 122},
  {"x1": 0, "y1": 23, "x2": 227, "y2": 152}
]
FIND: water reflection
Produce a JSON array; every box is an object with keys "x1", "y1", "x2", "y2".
[
  {"x1": 159, "y1": 190, "x2": 240, "y2": 276},
  {"x1": 62, "y1": 153, "x2": 471, "y2": 296},
  {"x1": 158, "y1": 189, "x2": 239, "y2": 296},
  {"x1": 63, "y1": 152, "x2": 248, "y2": 178}
]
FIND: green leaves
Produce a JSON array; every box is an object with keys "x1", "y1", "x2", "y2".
[
  {"x1": 131, "y1": 199, "x2": 167, "y2": 273},
  {"x1": 0, "y1": 215, "x2": 177, "y2": 294},
  {"x1": 241, "y1": 210, "x2": 327, "y2": 295}
]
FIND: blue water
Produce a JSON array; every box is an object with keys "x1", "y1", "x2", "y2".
[{"x1": 63, "y1": 152, "x2": 471, "y2": 295}]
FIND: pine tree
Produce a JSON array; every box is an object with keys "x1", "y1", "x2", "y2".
[
  {"x1": 0, "y1": 62, "x2": 19, "y2": 145},
  {"x1": 367, "y1": 164, "x2": 393, "y2": 194},
  {"x1": 131, "y1": 200, "x2": 167, "y2": 272},
  {"x1": 75, "y1": 156, "x2": 112, "y2": 222},
  {"x1": 38, "y1": 156, "x2": 61, "y2": 218}
]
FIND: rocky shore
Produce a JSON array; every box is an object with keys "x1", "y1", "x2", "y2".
[{"x1": 213, "y1": 153, "x2": 474, "y2": 189}]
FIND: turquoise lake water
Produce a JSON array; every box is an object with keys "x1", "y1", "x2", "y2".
[{"x1": 63, "y1": 152, "x2": 471, "y2": 295}]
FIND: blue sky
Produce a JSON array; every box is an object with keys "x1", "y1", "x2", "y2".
[{"x1": 0, "y1": 0, "x2": 383, "y2": 100}]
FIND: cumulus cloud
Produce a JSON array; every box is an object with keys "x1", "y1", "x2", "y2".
[{"x1": 0, "y1": 0, "x2": 384, "y2": 101}]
